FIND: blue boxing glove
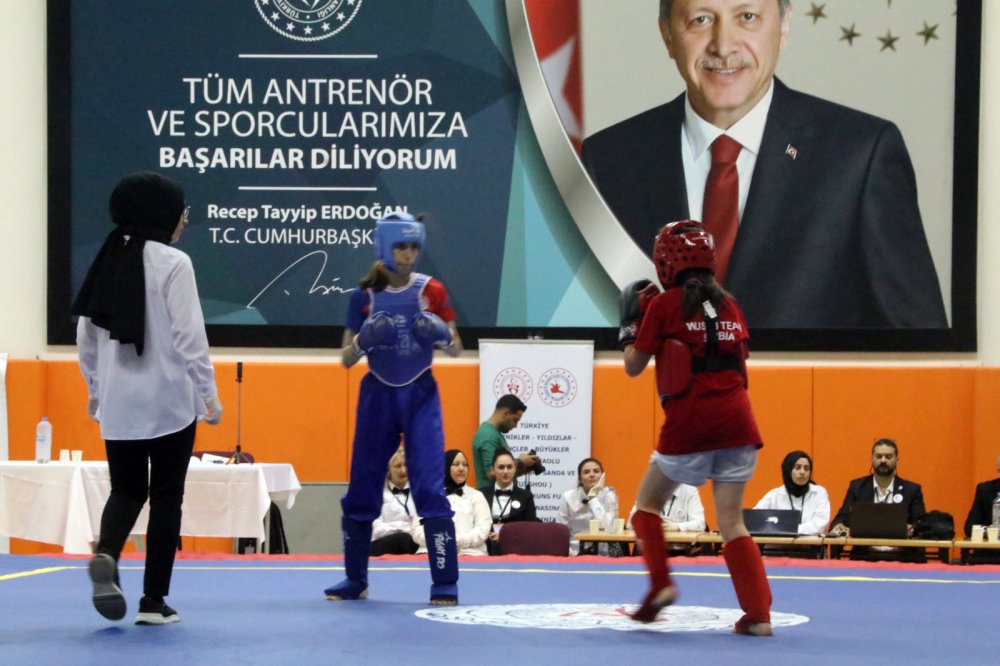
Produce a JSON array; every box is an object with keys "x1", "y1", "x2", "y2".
[
  {"x1": 411, "y1": 311, "x2": 453, "y2": 348},
  {"x1": 355, "y1": 311, "x2": 398, "y2": 353}
]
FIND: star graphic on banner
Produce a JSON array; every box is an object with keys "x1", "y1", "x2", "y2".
[
  {"x1": 304, "y1": 26, "x2": 313, "y2": 35},
  {"x1": 878, "y1": 30, "x2": 899, "y2": 52},
  {"x1": 805, "y1": 3, "x2": 826, "y2": 24},
  {"x1": 839, "y1": 23, "x2": 861, "y2": 46},
  {"x1": 917, "y1": 22, "x2": 939, "y2": 45},
  {"x1": 539, "y1": 36, "x2": 582, "y2": 142}
]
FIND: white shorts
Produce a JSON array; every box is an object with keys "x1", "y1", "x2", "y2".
[{"x1": 651, "y1": 445, "x2": 758, "y2": 486}]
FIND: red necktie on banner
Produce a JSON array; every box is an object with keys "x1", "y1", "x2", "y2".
[{"x1": 702, "y1": 135, "x2": 742, "y2": 284}]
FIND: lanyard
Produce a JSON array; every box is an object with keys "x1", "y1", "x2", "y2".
[
  {"x1": 494, "y1": 491, "x2": 513, "y2": 519},
  {"x1": 391, "y1": 488, "x2": 411, "y2": 517}
]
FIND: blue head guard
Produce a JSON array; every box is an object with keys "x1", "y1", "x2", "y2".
[{"x1": 375, "y1": 212, "x2": 425, "y2": 273}]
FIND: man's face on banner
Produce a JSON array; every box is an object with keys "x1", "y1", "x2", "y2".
[{"x1": 660, "y1": 0, "x2": 790, "y2": 129}]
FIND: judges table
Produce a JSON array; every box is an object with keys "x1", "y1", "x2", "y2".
[
  {"x1": 0, "y1": 461, "x2": 301, "y2": 554},
  {"x1": 575, "y1": 530, "x2": 954, "y2": 562}
]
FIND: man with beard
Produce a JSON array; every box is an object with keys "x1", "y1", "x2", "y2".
[
  {"x1": 580, "y1": 0, "x2": 945, "y2": 329},
  {"x1": 472, "y1": 394, "x2": 538, "y2": 490},
  {"x1": 830, "y1": 439, "x2": 926, "y2": 554}
]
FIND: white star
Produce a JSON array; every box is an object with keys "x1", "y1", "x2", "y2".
[
  {"x1": 539, "y1": 37, "x2": 581, "y2": 140},
  {"x1": 260, "y1": 0, "x2": 269, "y2": 5},
  {"x1": 304, "y1": 26, "x2": 313, "y2": 35},
  {"x1": 337, "y1": 12, "x2": 346, "y2": 21},
  {"x1": 322, "y1": 22, "x2": 331, "y2": 31},
  {"x1": 271, "y1": 12, "x2": 279, "y2": 20},
  {"x1": 286, "y1": 21, "x2": 295, "y2": 31}
]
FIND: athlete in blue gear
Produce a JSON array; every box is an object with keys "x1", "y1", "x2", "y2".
[{"x1": 324, "y1": 212, "x2": 464, "y2": 606}]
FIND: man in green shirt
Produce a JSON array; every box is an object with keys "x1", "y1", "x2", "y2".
[{"x1": 472, "y1": 394, "x2": 538, "y2": 489}]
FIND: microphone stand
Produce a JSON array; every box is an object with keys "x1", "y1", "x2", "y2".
[{"x1": 231, "y1": 361, "x2": 251, "y2": 465}]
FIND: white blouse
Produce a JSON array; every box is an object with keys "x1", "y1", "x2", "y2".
[
  {"x1": 626, "y1": 484, "x2": 707, "y2": 532},
  {"x1": 557, "y1": 486, "x2": 615, "y2": 556},
  {"x1": 371, "y1": 485, "x2": 416, "y2": 541},
  {"x1": 77, "y1": 242, "x2": 217, "y2": 440},
  {"x1": 413, "y1": 486, "x2": 491, "y2": 556},
  {"x1": 754, "y1": 483, "x2": 831, "y2": 535}
]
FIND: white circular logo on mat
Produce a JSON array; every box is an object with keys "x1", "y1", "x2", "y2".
[
  {"x1": 493, "y1": 368, "x2": 533, "y2": 402},
  {"x1": 416, "y1": 604, "x2": 808, "y2": 633},
  {"x1": 538, "y1": 369, "x2": 577, "y2": 408},
  {"x1": 254, "y1": 0, "x2": 363, "y2": 42}
]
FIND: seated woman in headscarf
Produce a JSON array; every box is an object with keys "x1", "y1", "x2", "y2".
[
  {"x1": 413, "y1": 449, "x2": 491, "y2": 556},
  {"x1": 370, "y1": 448, "x2": 419, "y2": 556},
  {"x1": 753, "y1": 450, "x2": 831, "y2": 535}
]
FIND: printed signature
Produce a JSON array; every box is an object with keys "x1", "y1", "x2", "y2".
[{"x1": 246, "y1": 250, "x2": 354, "y2": 308}]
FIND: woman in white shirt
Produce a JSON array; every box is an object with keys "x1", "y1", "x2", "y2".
[
  {"x1": 414, "y1": 450, "x2": 491, "y2": 556},
  {"x1": 75, "y1": 172, "x2": 222, "y2": 626},
  {"x1": 371, "y1": 448, "x2": 419, "y2": 555},
  {"x1": 557, "y1": 458, "x2": 627, "y2": 556},
  {"x1": 754, "y1": 450, "x2": 831, "y2": 535}
]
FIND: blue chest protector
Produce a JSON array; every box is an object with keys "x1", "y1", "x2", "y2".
[{"x1": 367, "y1": 274, "x2": 435, "y2": 386}]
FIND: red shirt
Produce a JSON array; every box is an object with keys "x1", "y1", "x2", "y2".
[{"x1": 634, "y1": 288, "x2": 762, "y2": 456}]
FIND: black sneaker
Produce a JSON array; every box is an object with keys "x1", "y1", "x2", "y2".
[
  {"x1": 135, "y1": 596, "x2": 179, "y2": 625},
  {"x1": 88, "y1": 553, "x2": 126, "y2": 621}
]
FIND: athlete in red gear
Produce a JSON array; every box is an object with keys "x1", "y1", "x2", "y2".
[{"x1": 620, "y1": 220, "x2": 773, "y2": 636}]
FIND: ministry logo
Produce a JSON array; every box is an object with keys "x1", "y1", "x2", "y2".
[{"x1": 254, "y1": 0, "x2": 363, "y2": 42}]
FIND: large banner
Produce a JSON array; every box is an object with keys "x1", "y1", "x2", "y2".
[
  {"x1": 47, "y1": 1, "x2": 980, "y2": 351},
  {"x1": 479, "y1": 340, "x2": 593, "y2": 522},
  {"x1": 48, "y1": 0, "x2": 619, "y2": 349}
]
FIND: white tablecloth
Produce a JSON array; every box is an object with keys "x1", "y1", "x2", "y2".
[{"x1": 0, "y1": 461, "x2": 301, "y2": 554}]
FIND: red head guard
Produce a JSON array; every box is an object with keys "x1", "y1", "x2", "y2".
[{"x1": 653, "y1": 220, "x2": 717, "y2": 288}]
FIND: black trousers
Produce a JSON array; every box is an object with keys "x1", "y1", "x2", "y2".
[{"x1": 97, "y1": 420, "x2": 196, "y2": 599}]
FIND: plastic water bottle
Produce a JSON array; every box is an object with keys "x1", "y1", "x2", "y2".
[
  {"x1": 604, "y1": 486, "x2": 619, "y2": 531},
  {"x1": 992, "y1": 491, "x2": 1000, "y2": 529},
  {"x1": 35, "y1": 417, "x2": 52, "y2": 464}
]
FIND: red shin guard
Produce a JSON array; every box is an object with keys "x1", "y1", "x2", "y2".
[
  {"x1": 632, "y1": 509, "x2": 672, "y2": 591},
  {"x1": 722, "y1": 535, "x2": 772, "y2": 625}
]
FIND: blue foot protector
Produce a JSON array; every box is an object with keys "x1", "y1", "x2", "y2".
[
  {"x1": 324, "y1": 578, "x2": 369, "y2": 600},
  {"x1": 429, "y1": 581, "x2": 458, "y2": 605}
]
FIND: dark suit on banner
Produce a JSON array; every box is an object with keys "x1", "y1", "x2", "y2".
[
  {"x1": 581, "y1": 79, "x2": 947, "y2": 330},
  {"x1": 830, "y1": 475, "x2": 926, "y2": 528}
]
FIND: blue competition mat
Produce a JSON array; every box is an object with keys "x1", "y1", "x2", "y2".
[{"x1": 1, "y1": 555, "x2": 997, "y2": 665}]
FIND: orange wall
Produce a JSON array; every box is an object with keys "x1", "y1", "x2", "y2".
[{"x1": 6, "y1": 359, "x2": 1000, "y2": 552}]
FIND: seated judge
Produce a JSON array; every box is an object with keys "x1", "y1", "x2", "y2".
[
  {"x1": 370, "y1": 448, "x2": 418, "y2": 556},
  {"x1": 557, "y1": 457, "x2": 627, "y2": 556},
  {"x1": 963, "y1": 454, "x2": 1000, "y2": 563},
  {"x1": 829, "y1": 438, "x2": 927, "y2": 562},
  {"x1": 829, "y1": 439, "x2": 925, "y2": 537},
  {"x1": 626, "y1": 483, "x2": 707, "y2": 556},
  {"x1": 754, "y1": 451, "x2": 830, "y2": 535},
  {"x1": 414, "y1": 450, "x2": 491, "y2": 556},
  {"x1": 482, "y1": 449, "x2": 538, "y2": 555}
]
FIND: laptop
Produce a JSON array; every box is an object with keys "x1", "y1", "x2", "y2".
[
  {"x1": 848, "y1": 502, "x2": 909, "y2": 538},
  {"x1": 743, "y1": 509, "x2": 801, "y2": 536}
]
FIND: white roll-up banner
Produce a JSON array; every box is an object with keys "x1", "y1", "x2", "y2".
[{"x1": 479, "y1": 340, "x2": 593, "y2": 522}]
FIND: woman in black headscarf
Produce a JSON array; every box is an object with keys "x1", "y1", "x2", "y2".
[
  {"x1": 414, "y1": 449, "x2": 491, "y2": 556},
  {"x1": 75, "y1": 172, "x2": 223, "y2": 626},
  {"x1": 753, "y1": 451, "x2": 831, "y2": 535}
]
